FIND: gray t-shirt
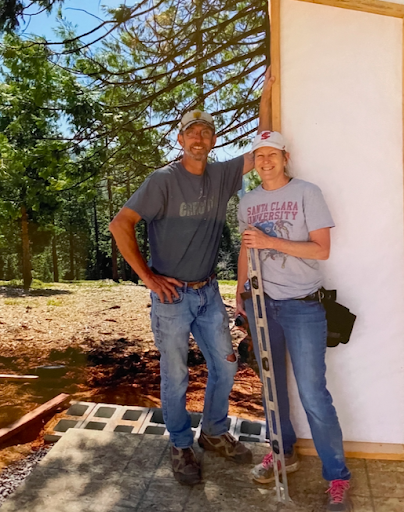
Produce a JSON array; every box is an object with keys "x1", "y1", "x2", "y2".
[
  {"x1": 238, "y1": 178, "x2": 334, "y2": 300},
  {"x1": 126, "y1": 156, "x2": 244, "y2": 281}
]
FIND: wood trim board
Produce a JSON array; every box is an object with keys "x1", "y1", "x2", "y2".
[
  {"x1": 270, "y1": 0, "x2": 282, "y2": 131},
  {"x1": 297, "y1": 0, "x2": 404, "y2": 18},
  {"x1": 296, "y1": 438, "x2": 404, "y2": 460}
]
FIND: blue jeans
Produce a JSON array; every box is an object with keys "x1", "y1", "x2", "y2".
[
  {"x1": 245, "y1": 296, "x2": 350, "y2": 482},
  {"x1": 151, "y1": 278, "x2": 237, "y2": 449}
]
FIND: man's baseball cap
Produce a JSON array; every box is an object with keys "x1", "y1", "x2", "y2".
[
  {"x1": 251, "y1": 131, "x2": 287, "y2": 153},
  {"x1": 179, "y1": 110, "x2": 215, "y2": 132}
]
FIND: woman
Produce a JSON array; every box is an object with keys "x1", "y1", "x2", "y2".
[{"x1": 236, "y1": 130, "x2": 351, "y2": 512}]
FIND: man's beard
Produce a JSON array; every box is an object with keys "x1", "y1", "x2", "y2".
[{"x1": 184, "y1": 147, "x2": 209, "y2": 161}]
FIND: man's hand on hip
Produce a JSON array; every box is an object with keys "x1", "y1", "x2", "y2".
[{"x1": 143, "y1": 272, "x2": 183, "y2": 303}]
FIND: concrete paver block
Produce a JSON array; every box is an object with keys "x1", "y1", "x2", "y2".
[
  {"x1": 233, "y1": 418, "x2": 267, "y2": 443},
  {"x1": 66, "y1": 402, "x2": 97, "y2": 418},
  {"x1": 46, "y1": 402, "x2": 267, "y2": 445}
]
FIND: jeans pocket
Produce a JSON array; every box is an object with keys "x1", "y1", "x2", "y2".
[{"x1": 151, "y1": 289, "x2": 184, "y2": 305}]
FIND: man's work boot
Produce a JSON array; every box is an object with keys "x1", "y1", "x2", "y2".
[
  {"x1": 198, "y1": 431, "x2": 252, "y2": 464},
  {"x1": 325, "y1": 479, "x2": 352, "y2": 512},
  {"x1": 170, "y1": 445, "x2": 201, "y2": 486},
  {"x1": 251, "y1": 449, "x2": 300, "y2": 484}
]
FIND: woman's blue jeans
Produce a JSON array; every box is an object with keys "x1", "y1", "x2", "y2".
[
  {"x1": 245, "y1": 296, "x2": 350, "y2": 482},
  {"x1": 151, "y1": 278, "x2": 237, "y2": 449}
]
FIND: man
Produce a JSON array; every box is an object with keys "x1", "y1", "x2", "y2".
[{"x1": 109, "y1": 70, "x2": 274, "y2": 486}]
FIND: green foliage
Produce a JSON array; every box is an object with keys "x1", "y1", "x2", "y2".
[
  {"x1": 0, "y1": 34, "x2": 83, "y2": 218},
  {"x1": 0, "y1": 1, "x2": 63, "y2": 33},
  {"x1": 0, "y1": 0, "x2": 270, "y2": 284},
  {"x1": 216, "y1": 195, "x2": 241, "y2": 280},
  {"x1": 245, "y1": 169, "x2": 262, "y2": 192}
]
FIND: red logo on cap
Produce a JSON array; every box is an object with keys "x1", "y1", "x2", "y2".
[{"x1": 261, "y1": 131, "x2": 272, "y2": 140}]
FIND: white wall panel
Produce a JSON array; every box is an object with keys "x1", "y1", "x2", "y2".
[
  {"x1": 280, "y1": 0, "x2": 404, "y2": 443},
  {"x1": 379, "y1": 0, "x2": 404, "y2": 5}
]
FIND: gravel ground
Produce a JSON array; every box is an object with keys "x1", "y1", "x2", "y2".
[{"x1": 0, "y1": 445, "x2": 52, "y2": 507}]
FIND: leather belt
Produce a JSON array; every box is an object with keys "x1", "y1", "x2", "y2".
[
  {"x1": 185, "y1": 273, "x2": 216, "y2": 290},
  {"x1": 297, "y1": 288, "x2": 325, "y2": 302},
  {"x1": 241, "y1": 287, "x2": 329, "y2": 302}
]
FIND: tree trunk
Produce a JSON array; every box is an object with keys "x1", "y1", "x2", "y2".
[
  {"x1": 69, "y1": 228, "x2": 74, "y2": 280},
  {"x1": 121, "y1": 258, "x2": 127, "y2": 281},
  {"x1": 107, "y1": 177, "x2": 119, "y2": 282},
  {"x1": 21, "y1": 205, "x2": 32, "y2": 291},
  {"x1": 52, "y1": 223, "x2": 59, "y2": 283},
  {"x1": 124, "y1": 170, "x2": 133, "y2": 282},
  {"x1": 93, "y1": 198, "x2": 100, "y2": 280}
]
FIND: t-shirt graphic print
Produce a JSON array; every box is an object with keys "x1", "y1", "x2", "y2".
[{"x1": 238, "y1": 179, "x2": 334, "y2": 300}]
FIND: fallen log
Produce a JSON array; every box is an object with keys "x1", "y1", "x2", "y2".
[{"x1": 0, "y1": 393, "x2": 70, "y2": 445}]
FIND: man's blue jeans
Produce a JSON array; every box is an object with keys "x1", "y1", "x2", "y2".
[
  {"x1": 151, "y1": 278, "x2": 237, "y2": 449},
  {"x1": 245, "y1": 296, "x2": 351, "y2": 482}
]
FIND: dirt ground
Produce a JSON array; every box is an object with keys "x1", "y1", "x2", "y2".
[{"x1": 0, "y1": 281, "x2": 263, "y2": 470}]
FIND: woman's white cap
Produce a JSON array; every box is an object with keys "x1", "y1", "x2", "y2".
[{"x1": 251, "y1": 131, "x2": 287, "y2": 153}]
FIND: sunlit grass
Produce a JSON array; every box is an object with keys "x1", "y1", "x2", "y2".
[
  {"x1": 0, "y1": 279, "x2": 53, "y2": 289},
  {"x1": 60, "y1": 280, "x2": 121, "y2": 288},
  {"x1": 0, "y1": 279, "x2": 25, "y2": 288},
  {"x1": 218, "y1": 280, "x2": 237, "y2": 286},
  {"x1": 4, "y1": 298, "x2": 40, "y2": 307},
  {"x1": 3, "y1": 298, "x2": 20, "y2": 305},
  {"x1": 0, "y1": 279, "x2": 237, "y2": 290},
  {"x1": 47, "y1": 298, "x2": 63, "y2": 306}
]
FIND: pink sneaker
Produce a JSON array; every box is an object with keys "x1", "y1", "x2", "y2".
[
  {"x1": 251, "y1": 450, "x2": 300, "y2": 484},
  {"x1": 325, "y1": 479, "x2": 352, "y2": 511}
]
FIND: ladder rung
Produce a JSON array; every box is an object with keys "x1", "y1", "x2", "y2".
[{"x1": 261, "y1": 372, "x2": 273, "y2": 379}]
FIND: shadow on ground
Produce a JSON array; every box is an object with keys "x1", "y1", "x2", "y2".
[
  {"x1": 0, "y1": 431, "x2": 297, "y2": 512},
  {"x1": 3, "y1": 428, "x2": 393, "y2": 512},
  {"x1": 0, "y1": 286, "x2": 72, "y2": 298}
]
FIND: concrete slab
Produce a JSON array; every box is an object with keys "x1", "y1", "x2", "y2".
[{"x1": 2, "y1": 428, "x2": 402, "y2": 512}]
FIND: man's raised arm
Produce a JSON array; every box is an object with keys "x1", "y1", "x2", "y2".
[{"x1": 242, "y1": 67, "x2": 275, "y2": 175}]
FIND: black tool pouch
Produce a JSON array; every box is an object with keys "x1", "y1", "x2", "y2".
[{"x1": 321, "y1": 289, "x2": 357, "y2": 347}]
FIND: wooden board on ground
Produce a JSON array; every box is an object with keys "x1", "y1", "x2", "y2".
[
  {"x1": 0, "y1": 374, "x2": 38, "y2": 380},
  {"x1": 0, "y1": 393, "x2": 70, "y2": 445}
]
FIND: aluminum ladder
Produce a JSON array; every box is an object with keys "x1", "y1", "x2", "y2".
[{"x1": 247, "y1": 247, "x2": 290, "y2": 504}]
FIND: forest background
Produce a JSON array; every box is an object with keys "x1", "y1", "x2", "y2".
[{"x1": 0, "y1": 0, "x2": 269, "y2": 289}]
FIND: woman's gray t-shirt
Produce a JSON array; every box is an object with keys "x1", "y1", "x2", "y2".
[
  {"x1": 238, "y1": 178, "x2": 334, "y2": 300},
  {"x1": 125, "y1": 156, "x2": 244, "y2": 282}
]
